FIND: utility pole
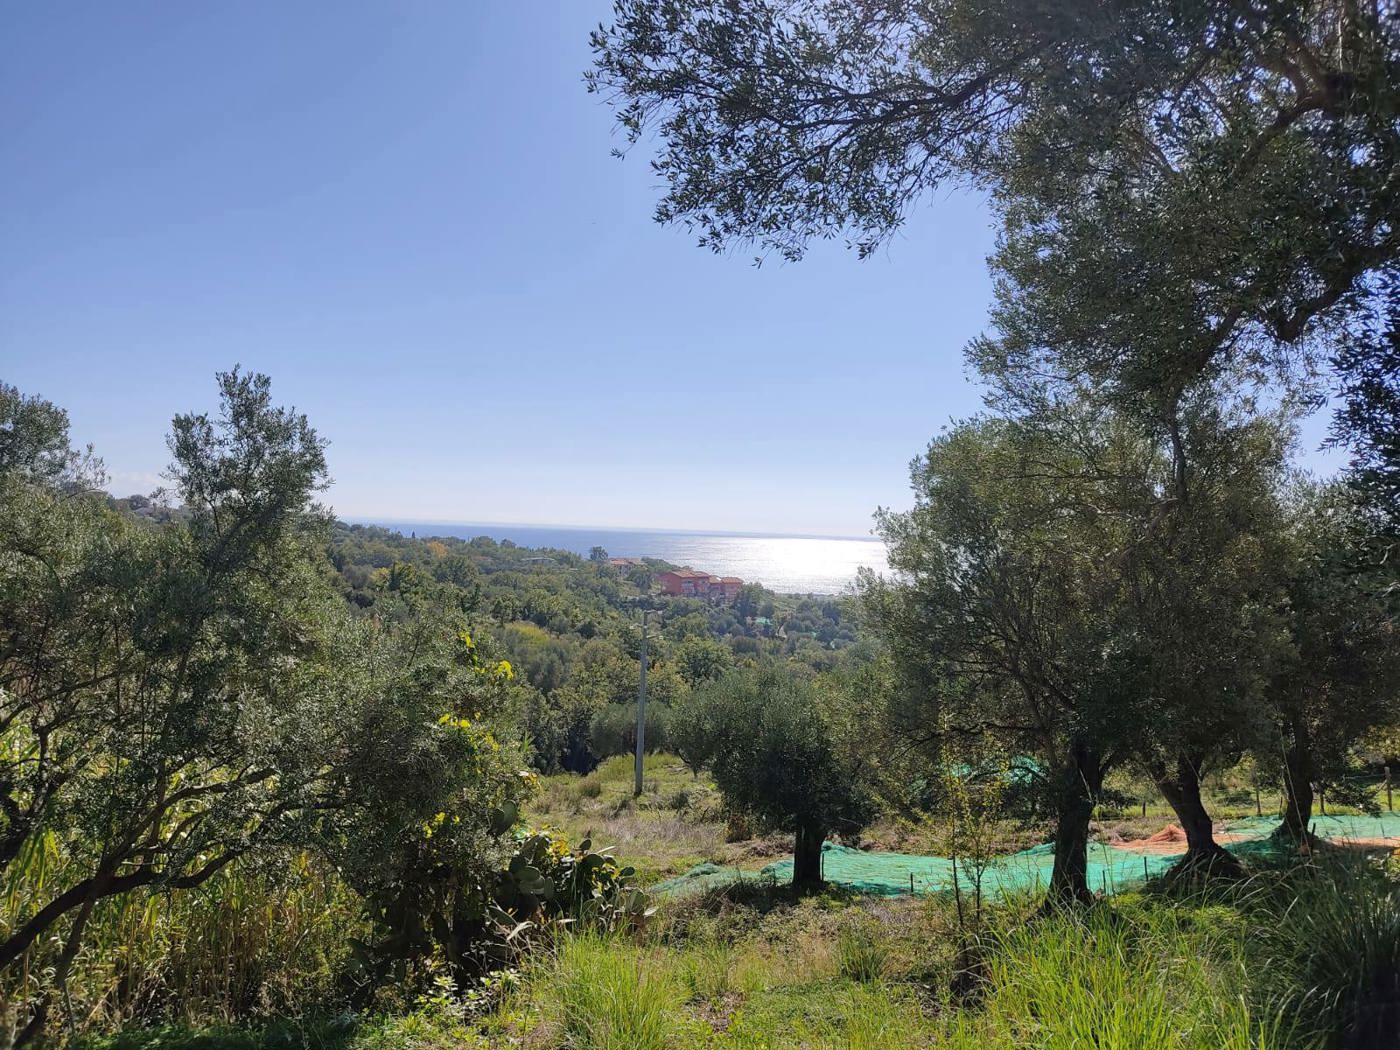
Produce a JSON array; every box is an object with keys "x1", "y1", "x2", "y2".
[{"x1": 634, "y1": 608, "x2": 648, "y2": 798}]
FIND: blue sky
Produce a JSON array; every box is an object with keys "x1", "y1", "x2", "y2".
[{"x1": 1, "y1": 3, "x2": 1342, "y2": 537}]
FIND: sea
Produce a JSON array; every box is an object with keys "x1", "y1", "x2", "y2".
[{"x1": 347, "y1": 520, "x2": 889, "y2": 596}]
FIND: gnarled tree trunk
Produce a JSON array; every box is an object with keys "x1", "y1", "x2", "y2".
[
  {"x1": 1154, "y1": 754, "x2": 1242, "y2": 876},
  {"x1": 1047, "y1": 740, "x2": 1102, "y2": 906},
  {"x1": 1277, "y1": 716, "x2": 1318, "y2": 846}
]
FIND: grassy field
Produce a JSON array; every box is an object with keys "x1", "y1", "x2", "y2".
[
  {"x1": 525, "y1": 754, "x2": 784, "y2": 886},
  {"x1": 84, "y1": 852, "x2": 1400, "y2": 1050},
  {"x1": 67, "y1": 755, "x2": 1400, "y2": 1049}
]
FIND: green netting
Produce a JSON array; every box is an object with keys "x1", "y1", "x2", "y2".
[
  {"x1": 1224, "y1": 812, "x2": 1400, "y2": 843},
  {"x1": 652, "y1": 811, "x2": 1400, "y2": 899},
  {"x1": 654, "y1": 840, "x2": 1179, "y2": 898}
]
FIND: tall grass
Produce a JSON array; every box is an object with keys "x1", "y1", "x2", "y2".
[
  {"x1": 1241, "y1": 853, "x2": 1400, "y2": 1045},
  {"x1": 549, "y1": 934, "x2": 685, "y2": 1050},
  {"x1": 825, "y1": 986, "x2": 929, "y2": 1050},
  {"x1": 2, "y1": 847, "x2": 364, "y2": 1040},
  {"x1": 941, "y1": 899, "x2": 1283, "y2": 1049},
  {"x1": 834, "y1": 918, "x2": 887, "y2": 983},
  {"x1": 680, "y1": 940, "x2": 738, "y2": 1000}
]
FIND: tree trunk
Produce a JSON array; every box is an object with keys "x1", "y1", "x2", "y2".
[
  {"x1": 1047, "y1": 741, "x2": 1101, "y2": 906},
  {"x1": 1154, "y1": 754, "x2": 1242, "y2": 876},
  {"x1": 791, "y1": 823, "x2": 825, "y2": 890},
  {"x1": 15, "y1": 891, "x2": 96, "y2": 1047},
  {"x1": 1277, "y1": 716, "x2": 1318, "y2": 846}
]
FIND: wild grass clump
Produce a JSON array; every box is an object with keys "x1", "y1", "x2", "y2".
[
  {"x1": 835, "y1": 918, "x2": 887, "y2": 983},
  {"x1": 941, "y1": 898, "x2": 1280, "y2": 1049},
  {"x1": 548, "y1": 934, "x2": 683, "y2": 1050},
  {"x1": 1240, "y1": 853, "x2": 1400, "y2": 1045}
]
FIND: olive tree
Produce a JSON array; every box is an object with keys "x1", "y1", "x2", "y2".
[
  {"x1": 0, "y1": 372, "x2": 340, "y2": 1036},
  {"x1": 866, "y1": 393, "x2": 1291, "y2": 897},
  {"x1": 0, "y1": 373, "x2": 536, "y2": 1037},
  {"x1": 671, "y1": 666, "x2": 875, "y2": 888},
  {"x1": 1123, "y1": 400, "x2": 1295, "y2": 872},
  {"x1": 866, "y1": 411, "x2": 1148, "y2": 902},
  {"x1": 1268, "y1": 483, "x2": 1400, "y2": 842},
  {"x1": 589, "y1": 0, "x2": 1400, "y2": 436}
]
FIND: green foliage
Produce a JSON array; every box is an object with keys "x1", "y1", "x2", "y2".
[
  {"x1": 672, "y1": 667, "x2": 876, "y2": 886},
  {"x1": 0, "y1": 381, "x2": 93, "y2": 484},
  {"x1": 1267, "y1": 482, "x2": 1400, "y2": 836},
  {"x1": 0, "y1": 374, "x2": 590, "y2": 1041},
  {"x1": 834, "y1": 918, "x2": 887, "y2": 984},
  {"x1": 547, "y1": 934, "x2": 682, "y2": 1050},
  {"x1": 498, "y1": 831, "x2": 652, "y2": 931},
  {"x1": 1329, "y1": 274, "x2": 1400, "y2": 533},
  {"x1": 866, "y1": 392, "x2": 1299, "y2": 891},
  {"x1": 590, "y1": 0, "x2": 1399, "y2": 437},
  {"x1": 1, "y1": 370, "x2": 351, "y2": 1012},
  {"x1": 937, "y1": 766, "x2": 1007, "y2": 924},
  {"x1": 327, "y1": 525, "x2": 864, "y2": 776},
  {"x1": 1, "y1": 851, "x2": 365, "y2": 1036},
  {"x1": 671, "y1": 635, "x2": 733, "y2": 686},
  {"x1": 588, "y1": 700, "x2": 670, "y2": 760}
]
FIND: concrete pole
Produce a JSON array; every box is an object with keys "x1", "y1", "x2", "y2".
[{"x1": 634, "y1": 608, "x2": 648, "y2": 798}]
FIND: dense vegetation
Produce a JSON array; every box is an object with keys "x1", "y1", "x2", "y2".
[
  {"x1": 321, "y1": 520, "x2": 862, "y2": 774},
  {"x1": 5, "y1": 0, "x2": 1400, "y2": 1045},
  {"x1": 4, "y1": 361, "x2": 1397, "y2": 1046}
]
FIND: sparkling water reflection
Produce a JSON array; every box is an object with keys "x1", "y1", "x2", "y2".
[{"x1": 353, "y1": 521, "x2": 888, "y2": 595}]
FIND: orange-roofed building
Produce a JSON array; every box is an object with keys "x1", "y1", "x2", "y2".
[
  {"x1": 658, "y1": 568, "x2": 711, "y2": 597},
  {"x1": 657, "y1": 568, "x2": 743, "y2": 602}
]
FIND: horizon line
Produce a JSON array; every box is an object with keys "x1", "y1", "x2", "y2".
[{"x1": 338, "y1": 515, "x2": 882, "y2": 545}]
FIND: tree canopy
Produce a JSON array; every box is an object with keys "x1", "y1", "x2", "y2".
[
  {"x1": 864, "y1": 389, "x2": 1296, "y2": 894},
  {"x1": 590, "y1": 0, "x2": 1400, "y2": 460},
  {"x1": 671, "y1": 666, "x2": 876, "y2": 886}
]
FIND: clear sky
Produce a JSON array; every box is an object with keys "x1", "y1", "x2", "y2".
[{"x1": 1, "y1": 3, "x2": 1343, "y2": 537}]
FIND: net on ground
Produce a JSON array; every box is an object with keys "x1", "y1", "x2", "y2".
[{"x1": 652, "y1": 812, "x2": 1400, "y2": 898}]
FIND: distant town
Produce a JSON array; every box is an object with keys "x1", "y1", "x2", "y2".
[{"x1": 608, "y1": 557, "x2": 743, "y2": 604}]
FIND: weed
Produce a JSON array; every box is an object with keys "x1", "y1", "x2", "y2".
[
  {"x1": 835, "y1": 920, "x2": 887, "y2": 983},
  {"x1": 550, "y1": 935, "x2": 681, "y2": 1050},
  {"x1": 680, "y1": 941, "x2": 737, "y2": 1000}
]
